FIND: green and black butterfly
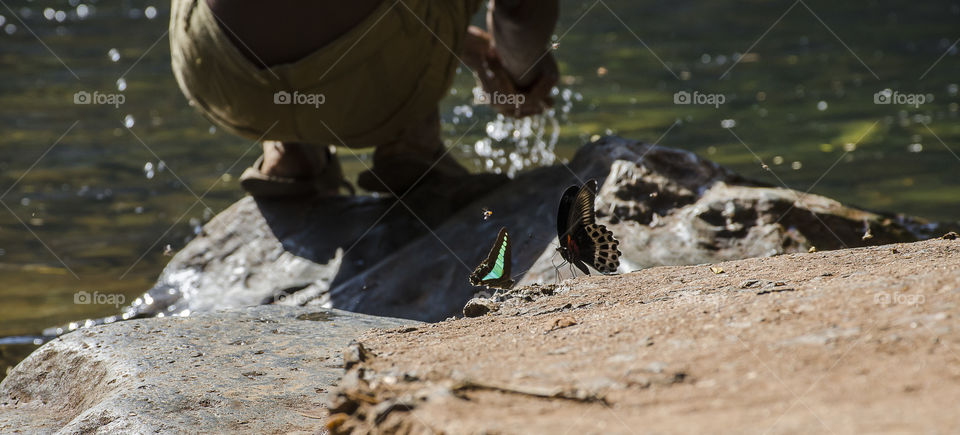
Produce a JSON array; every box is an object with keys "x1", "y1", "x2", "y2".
[
  {"x1": 557, "y1": 179, "x2": 621, "y2": 275},
  {"x1": 469, "y1": 227, "x2": 515, "y2": 290}
]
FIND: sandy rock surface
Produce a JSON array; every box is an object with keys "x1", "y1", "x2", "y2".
[
  {"x1": 0, "y1": 306, "x2": 414, "y2": 434},
  {"x1": 329, "y1": 237, "x2": 960, "y2": 434}
]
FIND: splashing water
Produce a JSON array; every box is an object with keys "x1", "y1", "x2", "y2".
[{"x1": 466, "y1": 86, "x2": 578, "y2": 177}]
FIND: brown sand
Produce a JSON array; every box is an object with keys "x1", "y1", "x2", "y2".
[{"x1": 330, "y1": 237, "x2": 960, "y2": 434}]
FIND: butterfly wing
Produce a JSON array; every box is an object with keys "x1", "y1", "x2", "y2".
[
  {"x1": 558, "y1": 179, "x2": 621, "y2": 275},
  {"x1": 582, "y1": 222, "x2": 621, "y2": 273},
  {"x1": 469, "y1": 227, "x2": 515, "y2": 289},
  {"x1": 557, "y1": 181, "x2": 595, "y2": 275},
  {"x1": 570, "y1": 179, "x2": 598, "y2": 230},
  {"x1": 556, "y1": 185, "x2": 578, "y2": 240},
  {"x1": 568, "y1": 180, "x2": 599, "y2": 274}
]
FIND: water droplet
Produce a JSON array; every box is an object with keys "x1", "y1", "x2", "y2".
[
  {"x1": 43, "y1": 8, "x2": 55, "y2": 20},
  {"x1": 116, "y1": 77, "x2": 126, "y2": 91},
  {"x1": 817, "y1": 101, "x2": 828, "y2": 111},
  {"x1": 791, "y1": 161, "x2": 803, "y2": 170},
  {"x1": 54, "y1": 10, "x2": 66, "y2": 22},
  {"x1": 144, "y1": 162, "x2": 155, "y2": 179},
  {"x1": 108, "y1": 48, "x2": 120, "y2": 62},
  {"x1": 4, "y1": 23, "x2": 17, "y2": 35},
  {"x1": 123, "y1": 114, "x2": 135, "y2": 128},
  {"x1": 76, "y1": 4, "x2": 89, "y2": 19},
  {"x1": 144, "y1": 6, "x2": 157, "y2": 19},
  {"x1": 908, "y1": 143, "x2": 923, "y2": 153},
  {"x1": 134, "y1": 206, "x2": 144, "y2": 214},
  {"x1": 721, "y1": 119, "x2": 736, "y2": 129},
  {"x1": 700, "y1": 53, "x2": 711, "y2": 63},
  {"x1": 773, "y1": 156, "x2": 784, "y2": 165},
  {"x1": 20, "y1": 197, "x2": 30, "y2": 206},
  {"x1": 0, "y1": 15, "x2": 5, "y2": 26},
  {"x1": 844, "y1": 143, "x2": 856, "y2": 152}
]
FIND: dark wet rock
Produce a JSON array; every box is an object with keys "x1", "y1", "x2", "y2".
[
  {"x1": 53, "y1": 137, "x2": 957, "y2": 330},
  {"x1": 0, "y1": 306, "x2": 414, "y2": 434}
]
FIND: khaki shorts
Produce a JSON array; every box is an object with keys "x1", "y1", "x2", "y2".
[{"x1": 169, "y1": 0, "x2": 482, "y2": 148}]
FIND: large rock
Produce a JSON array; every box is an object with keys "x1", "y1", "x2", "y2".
[
  {"x1": 1, "y1": 306, "x2": 414, "y2": 434},
  {"x1": 78, "y1": 137, "x2": 950, "y2": 327}
]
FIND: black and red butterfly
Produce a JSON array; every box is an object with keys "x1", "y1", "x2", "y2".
[{"x1": 556, "y1": 179, "x2": 621, "y2": 275}]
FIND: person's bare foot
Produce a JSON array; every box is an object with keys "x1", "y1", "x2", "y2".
[
  {"x1": 245, "y1": 141, "x2": 350, "y2": 197},
  {"x1": 260, "y1": 141, "x2": 318, "y2": 179}
]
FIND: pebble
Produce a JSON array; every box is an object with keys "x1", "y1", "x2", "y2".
[{"x1": 463, "y1": 298, "x2": 500, "y2": 318}]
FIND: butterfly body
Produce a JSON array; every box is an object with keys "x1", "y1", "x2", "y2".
[
  {"x1": 556, "y1": 180, "x2": 621, "y2": 275},
  {"x1": 470, "y1": 227, "x2": 515, "y2": 290}
]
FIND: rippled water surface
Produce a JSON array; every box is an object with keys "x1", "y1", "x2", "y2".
[{"x1": 2, "y1": 0, "x2": 959, "y2": 374}]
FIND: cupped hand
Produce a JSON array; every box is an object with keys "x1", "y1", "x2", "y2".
[{"x1": 462, "y1": 26, "x2": 557, "y2": 118}]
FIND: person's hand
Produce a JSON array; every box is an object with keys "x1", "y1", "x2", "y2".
[{"x1": 462, "y1": 26, "x2": 556, "y2": 118}]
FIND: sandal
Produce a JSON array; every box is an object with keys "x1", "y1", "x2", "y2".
[{"x1": 240, "y1": 145, "x2": 355, "y2": 198}]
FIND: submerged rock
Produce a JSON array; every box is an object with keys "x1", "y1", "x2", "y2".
[
  {"x1": 53, "y1": 137, "x2": 955, "y2": 328},
  {"x1": 0, "y1": 306, "x2": 414, "y2": 433}
]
